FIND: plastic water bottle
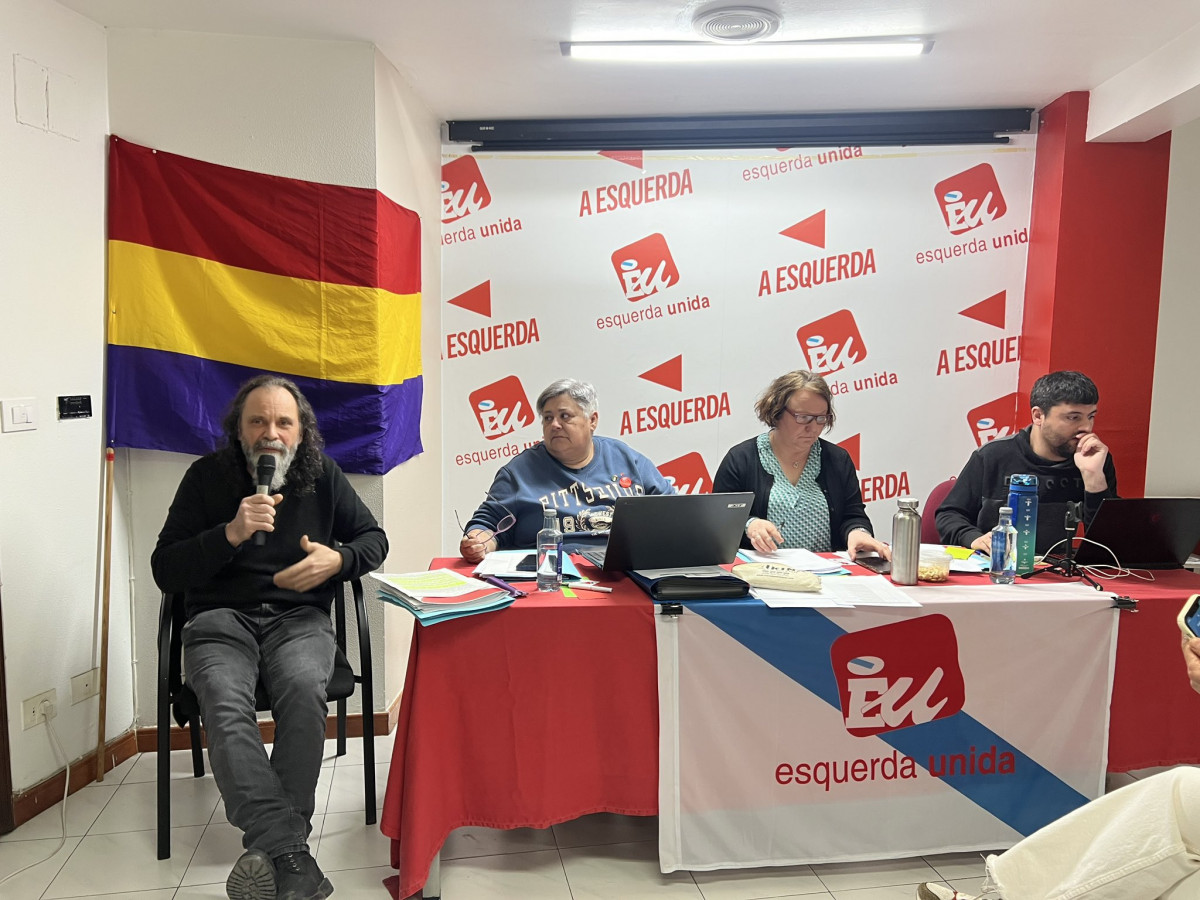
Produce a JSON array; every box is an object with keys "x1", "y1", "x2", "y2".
[
  {"x1": 536, "y1": 509, "x2": 563, "y2": 592},
  {"x1": 890, "y1": 497, "x2": 920, "y2": 586},
  {"x1": 1007, "y1": 474, "x2": 1039, "y2": 574},
  {"x1": 989, "y1": 506, "x2": 1018, "y2": 584}
]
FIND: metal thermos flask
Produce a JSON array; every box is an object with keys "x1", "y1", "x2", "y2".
[{"x1": 890, "y1": 497, "x2": 921, "y2": 585}]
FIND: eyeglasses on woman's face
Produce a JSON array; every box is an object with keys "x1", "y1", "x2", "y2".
[{"x1": 784, "y1": 411, "x2": 831, "y2": 426}]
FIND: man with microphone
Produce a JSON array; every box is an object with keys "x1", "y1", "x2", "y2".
[{"x1": 152, "y1": 374, "x2": 387, "y2": 900}]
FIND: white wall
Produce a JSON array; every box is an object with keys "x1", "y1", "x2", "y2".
[
  {"x1": 1147, "y1": 117, "x2": 1200, "y2": 497},
  {"x1": 106, "y1": 29, "x2": 439, "y2": 724},
  {"x1": 106, "y1": 30, "x2": 376, "y2": 186},
  {"x1": 0, "y1": 0, "x2": 126, "y2": 791},
  {"x1": 372, "y1": 50, "x2": 443, "y2": 703}
]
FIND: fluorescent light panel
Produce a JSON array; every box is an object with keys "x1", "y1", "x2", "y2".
[{"x1": 562, "y1": 38, "x2": 931, "y2": 62}]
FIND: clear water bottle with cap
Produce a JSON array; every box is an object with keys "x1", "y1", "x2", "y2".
[
  {"x1": 890, "y1": 497, "x2": 920, "y2": 586},
  {"x1": 989, "y1": 506, "x2": 1018, "y2": 584},
  {"x1": 536, "y1": 509, "x2": 563, "y2": 592}
]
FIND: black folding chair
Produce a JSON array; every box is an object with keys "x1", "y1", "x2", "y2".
[{"x1": 156, "y1": 579, "x2": 375, "y2": 859}]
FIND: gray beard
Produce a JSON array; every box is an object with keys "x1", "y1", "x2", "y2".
[{"x1": 243, "y1": 439, "x2": 297, "y2": 491}]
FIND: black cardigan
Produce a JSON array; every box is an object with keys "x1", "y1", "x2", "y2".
[{"x1": 713, "y1": 436, "x2": 874, "y2": 550}]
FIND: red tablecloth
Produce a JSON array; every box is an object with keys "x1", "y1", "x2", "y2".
[
  {"x1": 380, "y1": 560, "x2": 657, "y2": 900},
  {"x1": 380, "y1": 558, "x2": 1200, "y2": 895},
  {"x1": 1107, "y1": 567, "x2": 1200, "y2": 771}
]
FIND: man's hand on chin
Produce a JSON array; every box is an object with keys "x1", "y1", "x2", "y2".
[
  {"x1": 1074, "y1": 432, "x2": 1110, "y2": 492},
  {"x1": 274, "y1": 535, "x2": 344, "y2": 592}
]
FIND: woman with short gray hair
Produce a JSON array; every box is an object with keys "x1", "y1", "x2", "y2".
[{"x1": 460, "y1": 378, "x2": 673, "y2": 562}]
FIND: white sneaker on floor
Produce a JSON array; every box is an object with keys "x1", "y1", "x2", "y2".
[{"x1": 916, "y1": 884, "x2": 986, "y2": 900}]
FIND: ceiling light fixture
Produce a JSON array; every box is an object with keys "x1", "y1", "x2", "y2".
[{"x1": 562, "y1": 37, "x2": 932, "y2": 63}]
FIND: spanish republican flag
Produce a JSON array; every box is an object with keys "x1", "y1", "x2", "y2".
[{"x1": 105, "y1": 136, "x2": 422, "y2": 474}]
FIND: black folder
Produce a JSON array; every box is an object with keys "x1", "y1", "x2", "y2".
[{"x1": 625, "y1": 568, "x2": 749, "y2": 602}]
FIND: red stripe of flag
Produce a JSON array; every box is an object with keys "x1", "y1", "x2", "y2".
[{"x1": 107, "y1": 136, "x2": 420, "y2": 295}]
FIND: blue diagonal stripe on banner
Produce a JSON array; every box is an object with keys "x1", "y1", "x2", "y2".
[{"x1": 687, "y1": 600, "x2": 1089, "y2": 835}]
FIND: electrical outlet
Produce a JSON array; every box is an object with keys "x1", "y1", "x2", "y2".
[
  {"x1": 22, "y1": 689, "x2": 57, "y2": 730},
  {"x1": 72, "y1": 668, "x2": 100, "y2": 704}
]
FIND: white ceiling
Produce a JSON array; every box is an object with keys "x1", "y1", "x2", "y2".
[{"x1": 58, "y1": 0, "x2": 1200, "y2": 127}]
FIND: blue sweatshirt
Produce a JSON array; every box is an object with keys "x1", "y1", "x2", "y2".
[{"x1": 466, "y1": 436, "x2": 674, "y2": 550}]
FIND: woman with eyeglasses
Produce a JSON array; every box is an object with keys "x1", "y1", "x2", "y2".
[
  {"x1": 714, "y1": 369, "x2": 890, "y2": 560},
  {"x1": 459, "y1": 378, "x2": 674, "y2": 563}
]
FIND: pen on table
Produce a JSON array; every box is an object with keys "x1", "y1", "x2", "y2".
[
  {"x1": 480, "y1": 574, "x2": 527, "y2": 598},
  {"x1": 574, "y1": 581, "x2": 613, "y2": 593}
]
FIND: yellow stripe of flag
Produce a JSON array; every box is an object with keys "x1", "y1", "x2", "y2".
[{"x1": 108, "y1": 241, "x2": 421, "y2": 386}]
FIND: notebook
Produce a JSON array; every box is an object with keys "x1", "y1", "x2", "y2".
[
  {"x1": 579, "y1": 492, "x2": 753, "y2": 572},
  {"x1": 1073, "y1": 497, "x2": 1200, "y2": 569}
]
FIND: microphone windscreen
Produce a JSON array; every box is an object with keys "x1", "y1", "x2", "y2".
[{"x1": 256, "y1": 454, "x2": 277, "y2": 488}]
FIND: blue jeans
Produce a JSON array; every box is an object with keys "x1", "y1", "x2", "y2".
[{"x1": 182, "y1": 604, "x2": 334, "y2": 856}]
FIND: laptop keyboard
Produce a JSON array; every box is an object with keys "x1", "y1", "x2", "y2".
[{"x1": 581, "y1": 548, "x2": 606, "y2": 567}]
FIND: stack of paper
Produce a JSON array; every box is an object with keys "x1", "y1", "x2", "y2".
[
  {"x1": 738, "y1": 548, "x2": 846, "y2": 574},
  {"x1": 374, "y1": 569, "x2": 515, "y2": 626}
]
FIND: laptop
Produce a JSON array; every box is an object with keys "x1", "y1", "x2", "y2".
[
  {"x1": 579, "y1": 492, "x2": 754, "y2": 572},
  {"x1": 1073, "y1": 497, "x2": 1200, "y2": 569}
]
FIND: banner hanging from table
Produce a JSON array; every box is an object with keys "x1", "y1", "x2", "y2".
[
  {"x1": 106, "y1": 136, "x2": 423, "y2": 474},
  {"x1": 655, "y1": 585, "x2": 1117, "y2": 872}
]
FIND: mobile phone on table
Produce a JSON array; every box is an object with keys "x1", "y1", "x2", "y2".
[
  {"x1": 854, "y1": 554, "x2": 891, "y2": 575},
  {"x1": 1178, "y1": 595, "x2": 1200, "y2": 639},
  {"x1": 515, "y1": 553, "x2": 537, "y2": 572}
]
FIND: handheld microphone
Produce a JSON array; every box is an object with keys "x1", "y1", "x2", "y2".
[{"x1": 253, "y1": 454, "x2": 276, "y2": 546}]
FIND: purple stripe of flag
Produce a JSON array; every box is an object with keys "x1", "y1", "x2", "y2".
[{"x1": 106, "y1": 345, "x2": 422, "y2": 475}]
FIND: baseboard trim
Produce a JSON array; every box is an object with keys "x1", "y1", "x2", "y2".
[
  {"x1": 11, "y1": 694, "x2": 404, "y2": 830},
  {"x1": 135, "y1": 708, "x2": 395, "y2": 753},
  {"x1": 12, "y1": 730, "x2": 139, "y2": 828}
]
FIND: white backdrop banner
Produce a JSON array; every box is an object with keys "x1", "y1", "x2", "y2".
[
  {"x1": 440, "y1": 141, "x2": 1036, "y2": 550},
  {"x1": 655, "y1": 585, "x2": 1117, "y2": 872}
]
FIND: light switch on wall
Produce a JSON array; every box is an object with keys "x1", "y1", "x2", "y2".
[{"x1": 1, "y1": 398, "x2": 37, "y2": 432}]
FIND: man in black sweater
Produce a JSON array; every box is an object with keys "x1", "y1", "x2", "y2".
[
  {"x1": 152, "y1": 374, "x2": 387, "y2": 900},
  {"x1": 936, "y1": 370, "x2": 1117, "y2": 555}
]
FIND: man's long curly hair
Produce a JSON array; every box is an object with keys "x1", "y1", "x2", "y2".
[{"x1": 220, "y1": 374, "x2": 325, "y2": 494}]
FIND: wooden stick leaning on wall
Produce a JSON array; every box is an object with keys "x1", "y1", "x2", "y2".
[{"x1": 95, "y1": 447, "x2": 115, "y2": 782}]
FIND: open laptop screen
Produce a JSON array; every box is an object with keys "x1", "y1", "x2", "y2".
[
  {"x1": 580, "y1": 492, "x2": 753, "y2": 572},
  {"x1": 1074, "y1": 497, "x2": 1200, "y2": 569}
]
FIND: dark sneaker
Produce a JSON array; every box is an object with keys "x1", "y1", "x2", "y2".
[
  {"x1": 226, "y1": 848, "x2": 276, "y2": 900},
  {"x1": 272, "y1": 851, "x2": 334, "y2": 900}
]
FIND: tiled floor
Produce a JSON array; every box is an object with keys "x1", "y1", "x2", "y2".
[{"x1": 0, "y1": 741, "x2": 1159, "y2": 900}]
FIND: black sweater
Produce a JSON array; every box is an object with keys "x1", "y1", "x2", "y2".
[
  {"x1": 935, "y1": 426, "x2": 1118, "y2": 554},
  {"x1": 713, "y1": 436, "x2": 874, "y2": 551},
  {"x1": 152, "y1": 451, "x2": 388, "y2": 617}
]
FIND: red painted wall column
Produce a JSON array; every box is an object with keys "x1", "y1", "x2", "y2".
[{"x1": 1019, "y1": 91, "x2": 1171, "y2": 497}]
